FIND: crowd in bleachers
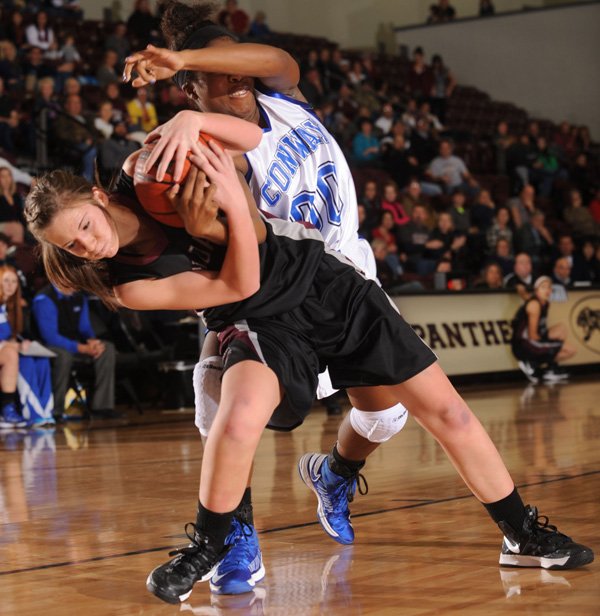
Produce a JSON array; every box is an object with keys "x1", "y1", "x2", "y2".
[{"x1": 0, "y1": 0, "x2": 598, "y2": 301}]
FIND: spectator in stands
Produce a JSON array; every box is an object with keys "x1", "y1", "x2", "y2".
[
  {"x1": 374, "y1": 102, "x2": 395, "y2": 138},
  {"x1": 473, "y1": 262, "x2": 504, "y2": 289},
  {"x1": 448, "y1": 188, "x2": 471, "y2": 234},
  {"x1": 514, "y1": 209, "x2": 554, "y2": 270},
  {"x1": 94, "y1": 100, "x2": 115, "y2": 140},
  {"x1": 553, "y1": 120, "x2": 577, "y2": 163},
  {"x1": 564, "y1": 188, "x2": 598, "y2": 240},
  {"x1": 382, "y1": 133, "x2": 420, "y2": 190},
  {"x1": 492, "y1": 238, "x2": 514, "y2": 277},
  {"x1": 0, "y1": 293, "x2": 23, "y2": 428},
  {"x1": 126, "y1": 86, "x2": 158, "y2": 135},
  {"x1": 504, "y1": 252, "x2": 534, "y2": 300},
  {"x1": 127, "y1": 0, "x2": 160, "y2": 47},
  {"x1": 32, "y1": 285, "x2": 118, "y2": 420},
  {"x1": 46, "y1": 1, "x2": 84, "y2": 20},
  {"x1": 347, "y1": 60, "x2": 367, "y2": 88},
  {"x1": 419, "y1": 100, "x2": 443, "y2": 132},
  {"x1": 0, "y1": 265, "x2": 54, "y2": 426},
  {"x1": 508, "y1": 184, "x2": 536, "y2": 229},
  {"x1": 300, "y1": 49, "x2": 319, "y2": 76},
  {"x1": 506, "y1": 134, "x2": 537, "y2": 192},
  {"x1": 6, "y1": 10, "x2": 27, "y2": 49},
  {"x1": 402, "y1": 179, "x2": 435, "y2": 222},
  {"x1": 0, "y1": 155, "x2": 32, "y2": 188},
  {"x1": 0, "y1": 77, "x2": 19, "y2": 154},
  {"x1": 425, "y1": 210, "x2": 467, "y2": 271},
  {"x1": 551, "y1": 257, "x2": 572, "y2": 289},
  {"x1": 62, "y1": 76, "x2": 82, "y2": 99},
  {"x1": 248, "y1": 11, "x2": 271, "y2": 39},
  {"x1": 371, "y1": 211, "x2": 404, "y2": 277},
  {"x1": 429, "y1": 54, "x2": 455, "y2": 125},
  {"x1": 371, "y1": 237, "x2": 424, "y2": 294},
  {"x1": 411, "y1": 118, "x2": 440, "y2": 180},
  {"x1": 298, "y1": 67, "x2": 325, "y2": 108},
  {"x1": 381, "y1": 181, "x2": 410, "y2": 227},
  {"x1": 569, "y1": 153, "x2": 596, "y2": 201},
  {"x1": 96, "y1": 49, "x2": 120, "y2": 89},
  {"x1": 486, "y1": 206, "x2": 513, "y2": 255},
  {"x1": 426, "y1": 138, "x2": 478, "y2": 196},
  {"x1": 359, "y1": 180, "x2": 380, "y2": 222},
  {"x1": 437, "y1": 0, "x2": 456, "y2": 21},
  {"x1": 530, "y1": 136, "x2": 566, "y2": 198},
  {"x1": 0, "y1": 167, "x2": 26, "y2": 245},
  {"x1": 23, "y1": 46, "x2": 56, "y2": 96},
  {"x1": 352, "y1": 118, "x2": 380, "y2": 166},
  {"x1": 53, "y1": 93, "x2": 98, "y2": 181},
  {"x1": 398, "y1": 203, "x2": 433, "y2": 274},
  {"x1": 0, "y1": 40, "x2": 23, "y2": 89},
  {"x1": 401, "y1": 98, "x2": 419, "y2": 130},
  {"x1": 407, "y1": 47, "x2": 432, "y2": 102},
  {"x1": 556, "y1": 233, "x2": 589, "y2": 283},
  {"x1": 25, "y1": 11, "x2": 55, "y2": 52},
  {"x1": 493, "y1": 120, "x2": 513, "y2": 175},
  {"x1": 318, "y1": 47, "x2": 344, "y2": 93},
  {"x1": 589, "y1": 188, "x2": 600, "y2": 225},
  {"x1": 105, "y1": 22, "x2": 131, "y2": 71},
  {"x1": 511, "y1": 276, "x2": 575, "y2": 383},
  {"x1": 98, "y1": 118, "x2": 139, "y2": 184},
  {"x1": 479, "y1": 0, "x2": 495, "y2": 17},
  {"x1": 218, "y1": 0, "x2": 250, "y2": 37},
  {"x1": 579, "y1": 239, "x2": 599, "y2": 284},
  {"x1": 470, "y1": 188, "x2": 496, "y2": 235},
  {"x1": 357, "y1": 203, "x2": 373, "y2": 241},
  {"x1": 103, "y1": 82, "x2": 129, "y2": 125},
  {"x1": 58, "y1": 33, "x2": 81, "y2": 70},
  {"x1": 331, "y1": 82, "x2": 358, "y2": 122}
]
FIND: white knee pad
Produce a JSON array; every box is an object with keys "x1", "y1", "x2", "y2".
[
  {"x1": 349, "y1": 403, "x2": 409, "y2": 443},
  {"x1": 193, "y1": 355, "x2": 223, "y2": 437}
]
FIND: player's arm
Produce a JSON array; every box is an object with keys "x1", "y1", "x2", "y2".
[
  {"x1": 144, "y1": 112, "x2": 263, "y2": 182},
  {"x1": 116, "y1": 143, "x2": 262, "y2": 310},
  {"x1": 124, "y1": 43, "x2": 301, "y2": 96}
]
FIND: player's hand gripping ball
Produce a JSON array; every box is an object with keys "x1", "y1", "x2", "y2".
[{"x1": 133, "y1": 132, "x2": 221, "y2": 227}]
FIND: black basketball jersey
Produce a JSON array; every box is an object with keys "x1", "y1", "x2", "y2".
[
  {"x1": 512, "y1": 297, "x2": 549, "y2": 343},
  {"x1": 109, "y1": 171, "x2": 355, "y2": 330}
]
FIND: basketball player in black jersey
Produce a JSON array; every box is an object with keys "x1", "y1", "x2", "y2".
[{"x1": 25, "y1": 140, "x2": 593, "y2": 605}]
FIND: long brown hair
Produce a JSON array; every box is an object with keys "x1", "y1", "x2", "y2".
[
  {"x1": 0, "y1": 265, "x2": 23, "y2": 335},
  {"x1": 24, "y1": 170, "x2": 119, "y2": 308}
]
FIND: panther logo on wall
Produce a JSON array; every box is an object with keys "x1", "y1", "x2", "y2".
[{"x1": 570, "y1": 295, "x2": 600, "y2": 355}]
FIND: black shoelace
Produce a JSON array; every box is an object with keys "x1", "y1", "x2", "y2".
[
  {"x1": 347, "y1": 472, "x2": 369, "y2": 504},
  {"x1": 529, "y1": 511, "x2": 571, "y2": 547},
  {"x1": 168, "y1": 523, "x2": 218, "y2": 570}
]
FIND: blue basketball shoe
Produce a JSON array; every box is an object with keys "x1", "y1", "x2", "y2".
[
  {"x1": 210, "y1": 516, "x2": 265, "y2": 595},
  {"x1": 0, "y1": 404, "x2": 28, "y2": 428},
  {"x1": 298, "y1": 452, "x2": 367, "y2": 545}
]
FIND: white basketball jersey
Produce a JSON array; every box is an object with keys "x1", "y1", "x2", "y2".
[{"x1": 245, "y1": 86, "x2": 376, "y2": 278}]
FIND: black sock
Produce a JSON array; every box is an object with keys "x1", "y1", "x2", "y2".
[
  {"x1": 328, "y1": 444, "x2": 365, "y2": 478},
  {"x1": 196, "y1": 501, "x2": 235, "y2": 550},
  {"x1": 234, "y1": 488, "x2": 254, "y2": 525},
  {"x1": 482, "y1": 487, "x2": 526, "y2": 534}
]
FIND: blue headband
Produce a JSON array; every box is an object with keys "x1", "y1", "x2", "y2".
[{"x1": 173, "y1": 25, "x2": 239, "y2": 90}]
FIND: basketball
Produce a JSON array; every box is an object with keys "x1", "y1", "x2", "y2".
[{"x1": 133, "y1": 132, "x2": 221, "y2": 227}]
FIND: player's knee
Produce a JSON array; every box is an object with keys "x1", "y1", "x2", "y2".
[
  {"x1": 221, "y1": 398, "x2": 266, "y2": 445},
  {"x1": 349, "y1": 403, "x2": 409, "y2": 443},
  {"x1": 193, "y1": 356, "x2": 223, "y2": 437}
]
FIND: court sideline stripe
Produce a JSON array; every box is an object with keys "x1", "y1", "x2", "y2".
[{"x1": 1, "y1": 469, "x2": 598, "y2": 576}]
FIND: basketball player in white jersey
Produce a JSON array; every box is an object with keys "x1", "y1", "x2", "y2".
[{"x1": 124, "y1": 0, "x2": 409, "y2": 596}]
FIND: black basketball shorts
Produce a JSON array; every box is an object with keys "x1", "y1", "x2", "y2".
[{"x1": 216, "y1": 259, "x2": 437, "y2": 431}]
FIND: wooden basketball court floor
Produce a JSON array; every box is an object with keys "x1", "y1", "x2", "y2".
[{"x1": 1, "y1": 376, "x2": 599, "y2": 615}]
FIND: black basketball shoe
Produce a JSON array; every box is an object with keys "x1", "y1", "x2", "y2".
[
  {"x1": 499, "y1": 505, "x2": 594, "y2": 569},
  {"x1": 147, "y1": 523, "x2": 230, "y2": 604}
]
